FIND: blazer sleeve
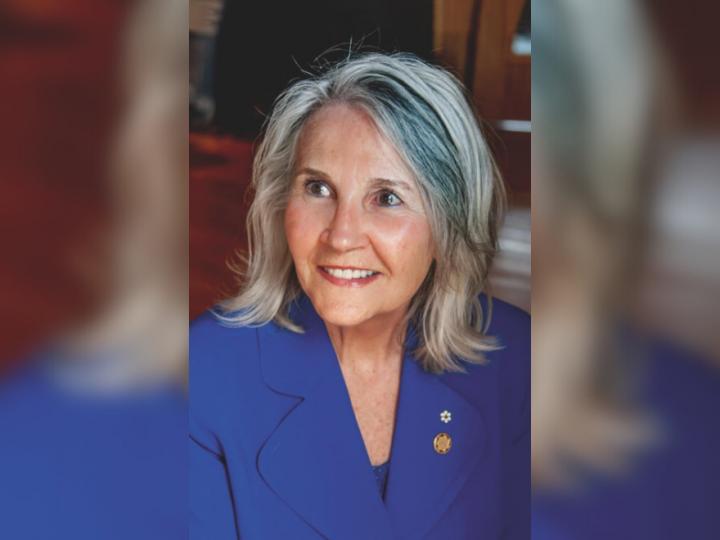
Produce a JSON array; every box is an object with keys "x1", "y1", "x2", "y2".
[
  {"x1": 498, "y1": 305, "x2": 531, "y2": 540},
  {"x1": 189, "y1": 313, "x2": 240, "y2": 540},
  {"x1": 190, "y1": 433, "x2": 238, "y2": 540}
]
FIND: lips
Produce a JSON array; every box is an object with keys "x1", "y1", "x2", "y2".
[
  {"x1": 317, "y1": 266, "x2": 381, "y2": 286},
  {"x1": 322, "y1": 266, "x2": 378, "y2": 279}
]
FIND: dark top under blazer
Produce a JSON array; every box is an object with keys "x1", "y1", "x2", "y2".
[{"x1": 190, "y1": 295, "x2": 530, "y2": 540}]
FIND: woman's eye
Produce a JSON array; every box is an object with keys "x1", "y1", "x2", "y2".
[
  {"x1": 304, "y1": 180, "x2": 331, "y2": 198},
  {"x1": 376, "y1": 189, "x2": 403, "y2": 207}
]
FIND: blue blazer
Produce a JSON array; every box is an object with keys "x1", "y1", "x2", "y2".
[
  {"x1": 190, "y1": 295, "x2": 529, "y2": 539},
  {"x1": 0, "y1": 359, "x2": 187, "y2": 539}
]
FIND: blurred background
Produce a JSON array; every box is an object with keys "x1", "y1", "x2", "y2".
[
  {"x1": 189, "y1": 0, "x2": 532, "y2": 317},
  {"x1": 0, "y1": 1, "x2": 186, "y2": 538},
  {"x1": 532, "y1": 1, "x2": 720, "y2": 538}
]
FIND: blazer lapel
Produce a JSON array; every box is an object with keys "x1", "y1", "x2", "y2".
[
  {"x1": 256, "y1": 298, "x2": 395, "y2": 540},
  {"x1": 384, "y1": 348, "x2": 487, "y2": 540},
  {"x1": 256, "y1": 296, "x2": 487, "y2": 540}
]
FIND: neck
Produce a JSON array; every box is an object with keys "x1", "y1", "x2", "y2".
[{"x1": 324, "y1": 309, "x2": 408, "y2": 377}]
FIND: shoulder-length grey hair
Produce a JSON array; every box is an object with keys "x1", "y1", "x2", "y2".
[{"x1": 218, "y1": 52, "x2": 505, "y2": 373}]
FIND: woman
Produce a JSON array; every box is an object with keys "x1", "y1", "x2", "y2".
[{"x1": 190, "y1": 53, "x2": 529, "y2": 540}]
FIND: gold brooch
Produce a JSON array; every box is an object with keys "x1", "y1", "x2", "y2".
[{"x1": 433, "y1": 432, "x2": 452, "y2": 454}]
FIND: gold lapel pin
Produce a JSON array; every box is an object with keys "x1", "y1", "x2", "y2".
[{"x1": 433, "y1": 432, "x2": 452, "y2": 454}]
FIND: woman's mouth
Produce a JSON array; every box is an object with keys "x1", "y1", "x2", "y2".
[{"x1": 318, "y1": 266, "x2": 381, "y2": 287}]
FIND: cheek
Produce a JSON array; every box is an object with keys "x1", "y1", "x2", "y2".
[
  {"x1": 284, "y1": 199, "x2": 324, "y2": 263},
  {"x1": 373, "y1": 215, "x2": 434, "y2": 274},
  {"x1": 284, "y1": 202, "x2": 304, "y2": 257}
]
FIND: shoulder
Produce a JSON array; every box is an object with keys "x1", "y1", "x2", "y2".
[
  {"x1": 484, "y1": 298, "x2": 530, "y2": 426},
  {"x1": 190, "y1": 310, "x2": 261, "y2": 390},
  {"x1": 190, "y1": 309, "x2": 259, "y2": 351},
  {"x1": 483, "y1": 295, "x2": 530, "y2": 350},
  {"x1": 190, "y1": 310, "x2": 268, "y2": 447},
  {"x1": 190, "y1": 307, "x2": 272, "y2": 378},
  {"x1": 462, "y1": 295, "x2": 530, "y2": 379},
  {"x1": 442, "y1": 297, "x2": 530, "y2": 432},
  {"x1": 484, "y1": 296, "x2": 530, "y2": 382}
]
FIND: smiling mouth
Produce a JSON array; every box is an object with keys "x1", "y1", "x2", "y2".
[{"x1": 318, "y1": 266, "x2": 381, "y2": 286}]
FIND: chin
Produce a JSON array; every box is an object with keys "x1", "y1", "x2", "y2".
[{"x1": 310, "y1": 296, "x2": 375, "y2": 328}]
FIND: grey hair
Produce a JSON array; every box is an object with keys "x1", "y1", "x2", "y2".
[{"x1": 217, "y1": 52, "x2": 504, "y2": 373}]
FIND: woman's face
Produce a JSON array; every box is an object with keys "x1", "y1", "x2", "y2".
[{"x1": 285, "y1": 103, "x2": 434, "y2": 329}]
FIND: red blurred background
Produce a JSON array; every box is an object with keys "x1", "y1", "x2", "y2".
[{"x1": 0, "y1": 0, "x2": 129, "y2": 368}]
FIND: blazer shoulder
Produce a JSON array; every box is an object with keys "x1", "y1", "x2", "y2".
[
  {"x1": 484, "y1": 296, "x2": 530, "y2": 371},
  {"x1": 190, "y1": 310, "x2": 265, "y2": 448},
  {"x1": 485, "y1": 296, "x2": 530, "y2": 344},
  {"x1": 485, "y1": 298, "x2": 530, "y2": 440},
  {"x1": 444, "y1": 297, "x2": 529, "y2": 416},
  {"x1": 191, "y1": 310, "x2": 260, "y2": 378},
  {"x1": 190, "y1": 308, "x2": 261, "y2": 351},
  {"x1": 488, "y1": 297, "x2": 529, "y2": 383}
]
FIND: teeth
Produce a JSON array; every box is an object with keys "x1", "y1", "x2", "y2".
[{"x1": 324, "y1": 267, "x2": 376, "y2": 280}]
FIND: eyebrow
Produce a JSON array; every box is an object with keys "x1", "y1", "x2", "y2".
[
  {"x1": 370, "y1": 177, "x2": 414, "y2": 193},
  {"x1": 295, "y1": 167, "x2": 330, "y2": 180},
  {"x1": 295, "y1": 167, "x2": 413, "y2": 192}
]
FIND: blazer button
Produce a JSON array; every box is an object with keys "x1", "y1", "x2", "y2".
[{"x1": 433, "y1": 432, "x2": 452, "y2": 454}]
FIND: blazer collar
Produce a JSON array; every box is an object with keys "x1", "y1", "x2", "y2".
[
  {"x1": 384, "y1": 352, "x2": 487, "y2": 539},
  {"x1": 256, "y1": 296, "x2": 487, "y2": 540},
  {"x1": 257, "y1": 295, "x2": 333, "y2": 398}
]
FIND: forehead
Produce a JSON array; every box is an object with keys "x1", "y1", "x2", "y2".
[{"x1": 295, "y1": 103, "x2": 413, "y2": 180}]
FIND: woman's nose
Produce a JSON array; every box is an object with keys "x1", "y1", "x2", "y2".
[{"x1": 322, "y1": 199, "x2": 367, "y2": 252}]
